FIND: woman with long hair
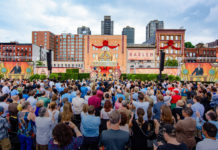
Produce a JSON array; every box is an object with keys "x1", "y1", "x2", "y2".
[
  {"x1": 100, "y1": 100, "x2": 113, "y2": 132},
  {"x1": 58, "y1": 102, "x2": 74, "y2": 123},
  {"x1": 154, "y1": 105, "x2": 174, "y2": 144},
  {"x1": 48, "y1": 101, "x2": 59, "y2": 125},
  {"x1": 130, "y1": 108, "x2": 148, "y2": 150}
]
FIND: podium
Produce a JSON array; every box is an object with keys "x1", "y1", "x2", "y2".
[
  {"x1": 189, "y1": 75, "x2": 207, "y2": 82},
  {"x1": 8, "y1": 74, "x2": 25, "y2": 80}
]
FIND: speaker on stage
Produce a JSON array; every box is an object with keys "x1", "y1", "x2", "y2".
[
  {"x1": 160, "y1": 50, "x2": 165, "y2": 71},
  {"x1": 47, "y1": 50, "x2": 52, "y2": 73}
]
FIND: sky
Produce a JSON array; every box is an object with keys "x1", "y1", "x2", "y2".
[{"x1": 0, "y1": 0, "x2": 218, "y2": 45}]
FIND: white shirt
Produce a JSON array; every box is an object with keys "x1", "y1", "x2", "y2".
[
  {"x1": 27, "y1": 96, "x2": 37, "y2": 108},
  {"x1": 196, "y1": 138, "x2": 218, "y2": 150},
  {"x1": 72, "y1": 96, "x2": 85, "y2": 115},
  {"x1": 133, "y1": 101, "x2": 149, "y2": 120},
  {"x1": 2, "y1": 86, "x2": 10, "y2": 94},
  {"x1": 100, "y1": 108, "x2": 113, "y2": 120},
  {"x1": 35, "y1": 117, "x2": 53, "y2": 145},
  {"x1": 49, "y1": 81, "x2": 54, "y2": 88}
]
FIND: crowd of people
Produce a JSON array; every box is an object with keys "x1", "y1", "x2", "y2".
[{"x1": 0, "y1": 78, "x2": 217, "y2": 150}]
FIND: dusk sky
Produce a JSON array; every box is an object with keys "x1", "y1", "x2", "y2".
[{"x1": 0, "y1": 0, "x2": 218, "y2": 44}]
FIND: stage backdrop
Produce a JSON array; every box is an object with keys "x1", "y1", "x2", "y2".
[
  {"x1": 0, "y1": 62, "x2": 33, "y2": 79},
  {"x1": 181, "y1": 63, "x2": 217, "y2": 82}
]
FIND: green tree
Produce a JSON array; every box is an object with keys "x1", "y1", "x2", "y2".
[
  {"x1": 165, "y1": 59, "x2": 178, "y2": 66},
  {"x1": 36, "y1": 61, "x2": 44, "y2": 66},
  {"x1": 185, "y1": 42, "x2": 195, "y2": 48}
]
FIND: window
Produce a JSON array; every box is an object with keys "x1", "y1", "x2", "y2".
[
  {"x1": 166, "y1": 36, "x2": 169, "y2": 40},
  {"x1": 171, "y1": 36, "x2": 174, "y2": 40},
  {"x1": 34, "y1": 32, "x2": 37, "y2": 35},
  {"x1": 171, "y1": 49, "x2": 173, "y2": 54},
  {"x1": 175, "y1": 36, "x2": 178, "y2": 40},
  {"x1": 166, "y1": 49, "x2": 168, "y2": 53},
  {"x1": 93, "y1": 54, "x2": 95, "y2": 58},
  {"x1": 161, "y1": 36, "x2": 164, "y2": 40}
]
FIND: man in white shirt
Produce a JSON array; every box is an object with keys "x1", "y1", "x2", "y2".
[
  {"x1": 72, "y1": 90, "x2": 85, "y2": 115},
  {"x1": 196, "y1": 122, "x2": 218, "y2": 150},
  {"x1": 2, "y1": 83, "x2": 10, "y2": 95}
]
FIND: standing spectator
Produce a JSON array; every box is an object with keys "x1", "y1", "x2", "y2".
[
  {"x1": 153, "y1": 94, "x2": 165, "y2": 120},
  {"x1": 154, "y1": 124, "x2": 188, "y2": 150},
  {"x1": 100, "y1": 100, "x2": 113, "y2": 132},
  {"x1": 48, "y1": 123, "x2": 83, "y2": 150},
  {"x1": 35, "y1": 107, "x2": 55, "y2": 149},
  {"x1": 99, "y1": 110, "x2": 129, "y2": 150},
  {"x1": 0, "y1": 94, "x2": 9, "y2": 117},
  {"x1": 27, "y1": 91, "x2": 37, "y2": 108},
  {"x1": 81, "y1": 83, "x2": 88, "y2": 99},
  {"x1": 8, "y1": 103, "x2": 20, "y2": 150},
  {"x1": 191, "y1": 95, "x2": 205, "y2": 119},
  {"x1": 130, "y1": 108, "x2": 148, "y2": 150},
  {"x1": 210, "y1": 87, "x2": 218, "y2": 108},
  {"x1": 2, "y1": 82, "x2": 10, "y2": 95},
  {"x1": 72, "y1": 91, "x2": 85, "y2": 127},
  {"x1": 0, "y1": 106, "x2": 11, "y2": 150},
  {"x1": 115, "y1": 97, "x2": 123, "y2": 110},
  {"x1": 38, "y1": 91, "x2": 50, "y2": 107},
  {"x1": 48, "y1": 101, "x2": 59, "y2": 126},
  {"x1": 17, "y1": 101, "x2": 36, "y2": 150},
  {"x1": 88, "y1": 90, "x2": 103, "y2": 116},
  {"x1": 115, "y1": 89, "x2": 125, "y2": 101},
  {"x1": 163, "y1": 91, "x2": 171, "y2": 106},
  {"x1": 171, "y1": 90, "x2": 181, "y2": 109},
  {"x1": 131, "y1": 93, "x2": 149, "y2": 121},
  {"x1": 175, "y1": 107, "x2": 196, "y2": 150},
  {"x1": 81, "y1": 105, "x2": 100, "y2": 150},
  {"x1": 196, "y1": 122, "x2": 218, "y2": 150}
]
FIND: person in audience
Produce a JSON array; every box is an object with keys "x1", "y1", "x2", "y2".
[
  {"x1": 81, "y1": 105, "x2": 100, "y2": 150},
  {"x1": 154, "y1": 124, "x2": 188, "y2": 150},
  {"x1": 196, "y1": 122, "x2": 218, "y2": 150},
  {"x1": 48, "y1": 123, "x2": 83, "y2": 150},
  {"x1": 99, "y1": 110, "x2": 129, "y2": 150}
]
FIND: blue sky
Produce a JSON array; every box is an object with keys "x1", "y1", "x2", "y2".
[{"x1": 0, "y1": 0, "x2": 217, "y2": 44}]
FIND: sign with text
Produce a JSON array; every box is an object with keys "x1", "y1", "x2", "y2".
[{"x1": 128, "y1": 50, "x2": 154, "y2": 60}]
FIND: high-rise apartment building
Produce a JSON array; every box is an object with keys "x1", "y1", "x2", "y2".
[
  {"x1": 122, "y1": 26, "x2": 135, "y2": 44},
  {"x1": 145, "y1": 20, "x2": 164, "y2": 44},
  {"x1": 77, "y1": 26, "x2": 91, "y2": 35},
  {"x1": 0, "y1": 42, "x2": 32, "y2": 62},
  {"x1": 32, "y1": 31, "x2": 85, "y2": 63},
  {"x1": 32, "y1": 31, "x2": 55, "y2": 51},
  {"x1": 101, "y1": 16, "x2": 113, "y2": 35},
  {"x1": 54, "y1": 33, "x2": 84, "y2": 62}
]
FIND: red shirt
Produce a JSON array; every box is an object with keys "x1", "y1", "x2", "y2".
[{"x1": 171, "y1": 95, "x2": 181, "y2": 104}]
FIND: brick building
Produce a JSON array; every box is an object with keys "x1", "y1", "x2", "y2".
[
  {"x1": 127, "y1": 44, "x2": 155, "y2": 72},
  {"x1": 32, "y1": 31, "x2": 85, "y2": 68},
  {"x1": 185, "y1": 47, "x2": 217, "y2": 63},
  {"x1": 208, "y1": 39, "x2": 218, "y2": 48},
  {"x1": 0, "y1": 42, "x2": 32, "y2": 62},
  {"x1": 155, "y1": 29, "x2": 185, "y2": 66},
  {"x1": 32, "y1": 31, "x2": 55, "y2": 51}
]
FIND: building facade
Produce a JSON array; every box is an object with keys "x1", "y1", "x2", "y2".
[
  {"x1": 101, "y1": 16, "x2": 114, "y2": 35},
  {"x1": 0, "y1": 42, "x2": 32, "y2": 62},
  {"x1": 77, "y1": 26, "x2": 91, "y2": 35},
  {"x1": 145, "y1": 20, "x2": 164, "y2": 44},
  {"x1": 208, "y1": 39, "x2": 218, "y2": 48},
  {"x1": 127, "y1": 44, "x2": 155, "y2": 73},
  {"x1": 155, "y1": 29, "x2": 185, "y2": 67},
  {"x1": 54, "y1": 33, "x2": 84, "y2": 62},
  {"x1": 32, "y1": 31, "x2": 55, "y2": 51},
  {"x1": 84, "y1": 35, "x2": 127, "y2": 78},
  {"x1": 122, "y1": 26, "x2": 135, "y2": 44},
  {"x1": 185, "y1": 47, "x2": 217, "y2": 63}
]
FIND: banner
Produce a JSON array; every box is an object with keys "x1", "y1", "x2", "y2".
[
  {"x1": 0, "y1": 62, "x2": 33, "y2": 79},
  {"x1": 181, "y1": 63, "x2": 218, "y2": 82}
]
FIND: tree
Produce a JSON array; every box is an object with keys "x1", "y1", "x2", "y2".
[
  {"x1": 165, "y1": 59, "x2": 178, "y2": 66},
  {"x1": 185, "y1": 42, "x2": 195, "y2": 48},
  {"x1": 36, "y1": 61, "x2": 44, "y2": 66}
]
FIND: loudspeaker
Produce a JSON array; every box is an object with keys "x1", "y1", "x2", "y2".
[
  {"x1": 160, "y1": 50, "x2": 165, "y2": 71},
  {"x1": 47, "y1": 50, "x2": 52, "y2": 71}
]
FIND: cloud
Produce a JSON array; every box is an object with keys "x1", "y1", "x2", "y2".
[
  {"x1": 0, "y1": 0, "x2": 217, "y2": 45},
  {"x1": 205, "y1": 5, "x2": 218, "y2": 22}
]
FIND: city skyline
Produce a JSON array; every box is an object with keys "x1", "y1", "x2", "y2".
[{"x1": 0, "y1": 0, "x2": 218, "y2": 45}]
